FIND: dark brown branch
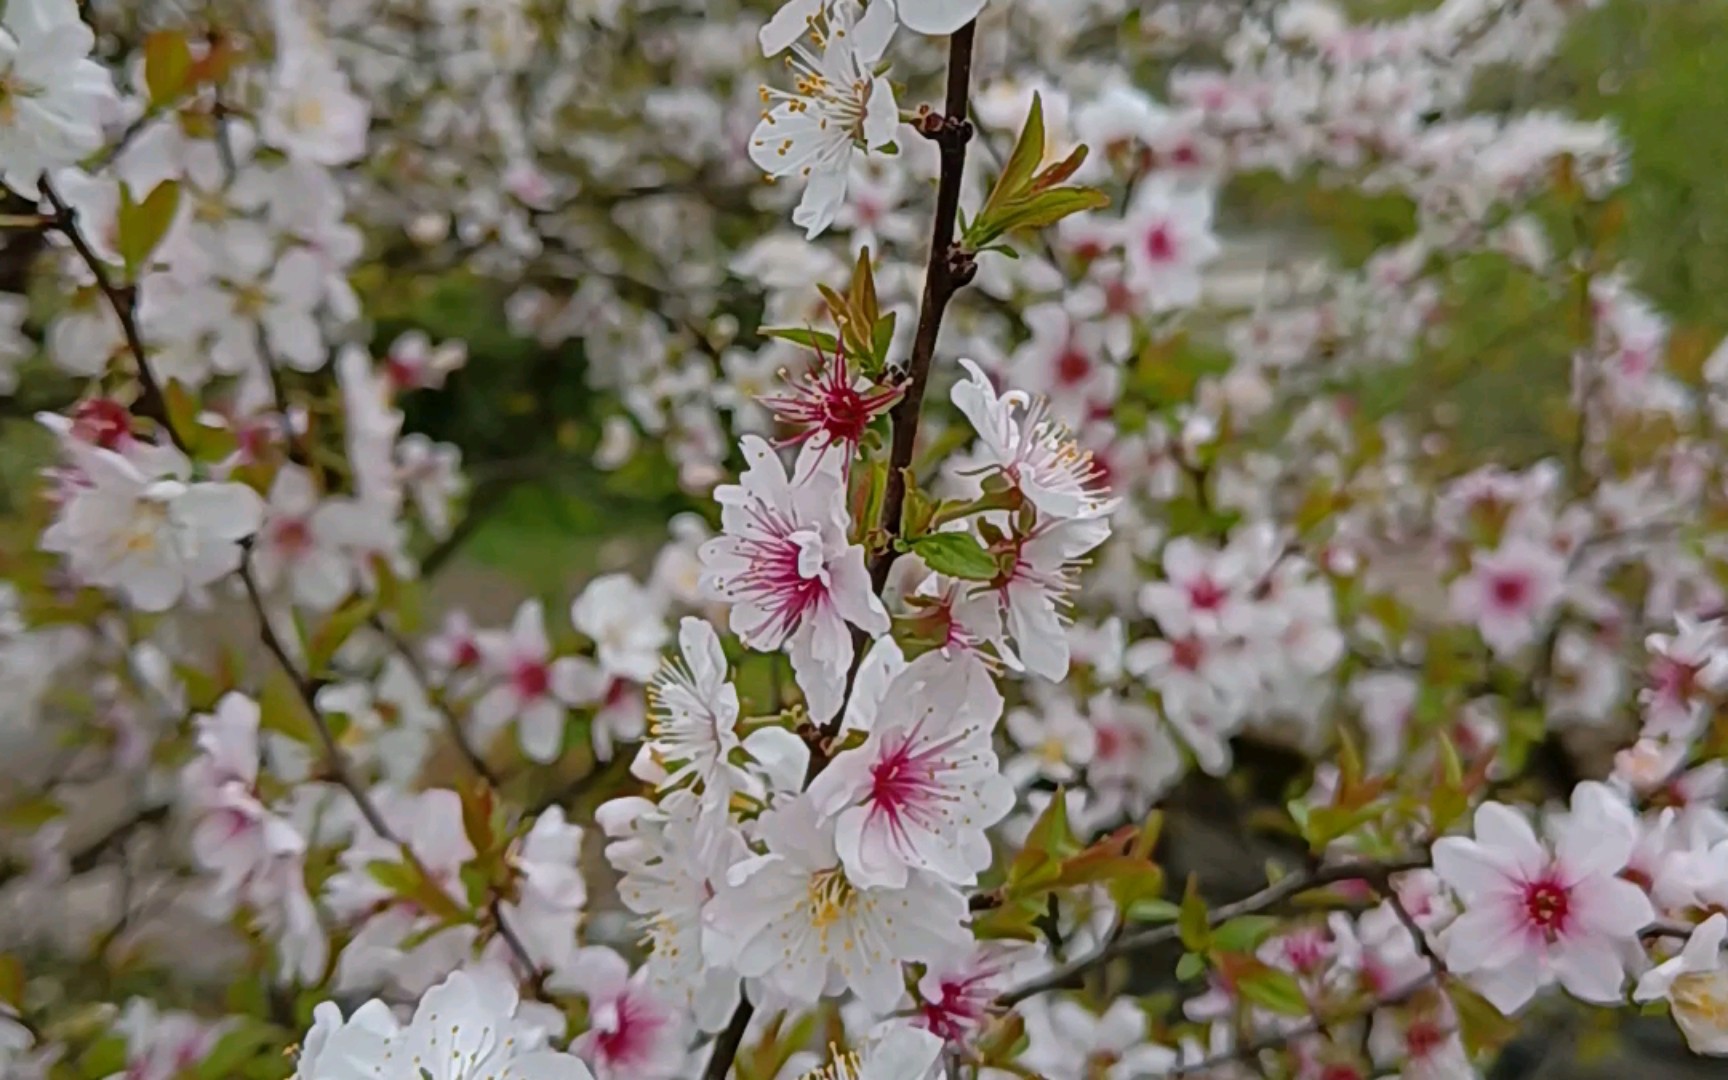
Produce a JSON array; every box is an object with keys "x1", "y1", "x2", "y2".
[
  {"x1": 1169, "y1": 974, "x2": 1437, "y2": 1077},
  {"x1": 369, "y1": 615, "x2": 501, "y2": 787},
  {"x1": 864, "y1": 22, "x2": 978, "y2": 603},
  {"x1": 701, "y1": 999, "x2": 756, "y2": 1080},
  {"x1": 997, "y1": 856, "x2": 1428, "y2": 1008},
  {"x1": 37, "y1": 175, "x2": 189, "y2": 456}
]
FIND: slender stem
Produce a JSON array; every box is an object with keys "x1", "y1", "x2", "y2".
[
  {"x1": 38, "y1": 175, "x2": 190, "y2": 455},
  {"x1": 996, "y1": 856, "x2": 1428, "y2": 1008},
  {"x1": 369, "y1": 615, "x2": 502, "y2": 787},
  {"x1": 701, "y1": 999, "x2": 756, "y2": 1080},
  {"x1": 238, "y1": 558, "x2": 397, "y2": 841},
  {"x1": 812, "y1": 23, "x2": 979, "y2": 753},
  {"x1": 1166, "y1": 974, "x2": 1436, "y2": 1077},
  {"x1": 240, "y1": 558, "x2": 540, "y2": 983},
  {"x1": 864, "y1": 21, "x2": 978, "y2": 600}
]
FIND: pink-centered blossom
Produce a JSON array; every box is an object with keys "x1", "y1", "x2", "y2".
[
  {"x1": 808, "y1": 651, "x2": 1013, "y2": 888},
  {"x1": 473, "y1": 599, "x2": 605, "y2": 763},
  {"x1": 551, "y1": 947, "x2": 684, "y2": 1080},
  {"x1": 699, "y1": 436, "x2": 887, "y2": 723},
  {"x1": 1433, "y1": 785, "x2": 1655, "y2": 1013},
  {"x1": 1448, "y1": 537, "x2": 1566, "y2": 658},
  {"x1": 758, "y1": 344, "x2": 901, "y2": 462},
  {"x1": 951, "y1": 358, "x2": 1116, "y2": 521}
]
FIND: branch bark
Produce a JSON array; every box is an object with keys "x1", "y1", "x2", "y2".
[
  {"x1": 997, "y1": 855, "x2": 1429, "y2": 1008},
  {"x1": 865, "y1": 21, "x2": 978, "y2": 600},
  {"x1": 38, "y1": 175, "x2": 189, "y2": 455}
]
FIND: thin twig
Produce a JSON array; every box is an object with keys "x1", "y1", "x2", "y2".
[
  {"x1": 1387, "y1": 889, "x2": 1447, "y2": 976},
  {"x1": 861, "y1": 21, "x2": 979, "y2": 600},
  {"x1": 1165, "y1": 974, "x2": 1436, "y2": 1077},
  {"x1": 701, "y1": 999, "x2": 756, "y2": 1080},
  {"x1": 997, "y1": 856, "x2": 1428, "y2": 1008},
  {"x1": 238, "y1": 557, "x2": 396, "y2": 840},
  {"x1": 38, "y1": 174, "x2": 189, "y2": 454},
  {"x1": 369, "y1": 614, "x2": 501, "y2": 787},
  {"x1": 238, "y1": 557, "x2": 544, "y2": 984}
]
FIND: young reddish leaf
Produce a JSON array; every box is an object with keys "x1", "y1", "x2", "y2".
[{"x1": 1030, "y1": 144, "x2": 1089, "y2": 193}]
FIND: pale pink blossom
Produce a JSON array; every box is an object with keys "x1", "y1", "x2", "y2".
[
  {"x1": 808, "y1": 652, "x2": 1013, "y2": 888},
  {"x1": 1448, "y1": 537, "x2": 1567, "y2": 658},
  {"x1": 474, "y1": 600, "x2": 605, "y2": 763},
  {"x1": 551, "y1": 947, "x2": 684, "y2": 1080},
  {"x1": 699, "y1": 437, "x2": 887, "y2": 723},
  {"x1": 1433, "y1": 786, "x2": 1655, "y2": 1013}
]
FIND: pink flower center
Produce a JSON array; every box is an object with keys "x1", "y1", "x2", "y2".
[
  {"x1": 1145, "y1": 223, "x2": 1177, "y2": 263},
  {"x1": 724, "y1": 505, "x2": 831, "y2": 642},
  {"x1": 1651, "y1": 655, "x2": 1700, "y2": 707},
  {"x1": 919, "y1": 972, "x2": 993, "y2": 1042},
  {"x1": 1171, "y1": 635, "x2": 1206, "y2": 672},
  {"x1": 761, "y1": 347, "x2": 900, "y2": 453},
  {"x1": 1055, "y1": 347, "x2": 1092, "y2": 386},
  {"x1": 590, "y1": 991, "x2": 665, "y2": 1067},
  {"x1": 274, "y1": 517, "x2": 313, "y2": 557},
  {"x1": 1405, "y1": 1020, "x2": 1445, "y2": 1060},
  {"x1": 865, "y1": 725, "x2": 963, "y2": 843},
  {"x1": 1094, "y1": 724, "x2": 1124, "y2": 760},
  {"x1": 514, "y1": 660, "x2": 551, "y2": 698},
  {"x1": 1187, "y1": 576, "x2": 1228, "y2": 612},
  {"x1": 1522, "y1": 877, "x2": 1571, "y2": 936},
  {"x1": 71, "y1": 398, "x2": 132, "y2": 448},
  {"x1": 385, "y1": 353, "x2": 422, "y2": 389},
  {"x1": 452, "y1": 639, "x2": 481, "y2": 668},
  {"x1": 1489, "y1": 572, "x2": 1530, "y2": 611}
]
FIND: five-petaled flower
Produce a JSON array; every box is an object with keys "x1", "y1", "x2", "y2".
[{"x1": 1433, "y1": 784, "x2": 1656, "y2": 1013}]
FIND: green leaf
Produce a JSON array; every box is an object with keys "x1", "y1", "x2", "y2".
[
  {"x1": 0, "y1": 954, "x2": 22, "y2": 1009},
  {"x1": 259, "y1": 668, "x2": 316, "y2": 743},
  {"x1": 306, "y1": 595, "x2": 378, "y2": 676},
  {"x1": 972, "y1": 187, "x2": 1110, "y2": 248},
  {"x1": 762, "y1": 327, "x2": 841, "y2": 354},
  {"x1": 0, "y1": 794, "x2": 62, "y2": 829},
  {"x1": 115, "y1": 181, "x2": 181, "y2": 278},
  {"x1": 1127, "y1": 898, "x2": 1181, "y2": 923},
  {"x1": 191, "y1": 1020, "x2": 283, "y2": 1080},
  {"x1": 910, "y1": 531, "x2": 999, "y2": 581},
  {"x1": 972, "y1": 899, "x2": 1043, "y2": 942},
  {"x1": 1174, "y1": 951, "x2": 1205, "y2": 981},
  {"x1": 1211, "y1": 915, "x2": 1280, "y2": 953},
  {"x1": 993, "y1": 92, "x2": 1047, "y2": 210},
  {"x1": 1177, "y1": 873, "x2": 1209, "y2": 952},
  {"x1": 870, "y1": 311, "x2": 897, "y2": 369},
  {"x1": 366, "y1": 858, "x2": 419, "y2": 897},
  {"x1": 1237, "y1": 968, "x2": 1309, "y2": 1017},
  {"x1": 75, "y1": 1033, "x2": 129, "y2": 1078},
  {"x1": 144, "y1": 31, "x2": 194, "y2": 107}
]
